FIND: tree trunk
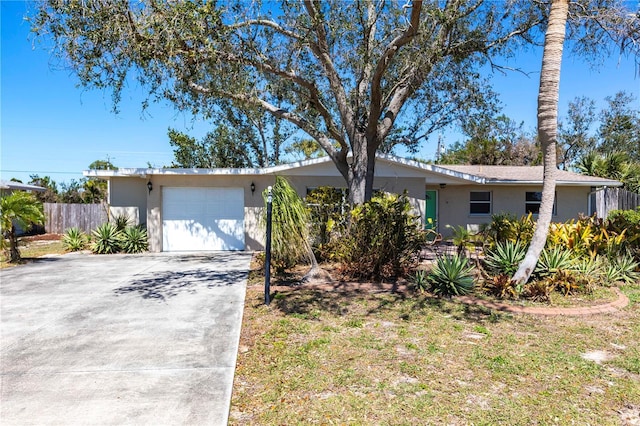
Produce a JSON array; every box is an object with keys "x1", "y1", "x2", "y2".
[
  {"x1": 346, "y1": 133, "x2": 379, "y2": 205},
  {"x1": 9, "y1": 225, "x2": 20, "y2": 262},
  {"x1": 512, "y1": 0, "x2": 568, "y2": 285}
]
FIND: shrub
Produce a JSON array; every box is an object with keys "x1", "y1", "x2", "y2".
[
  {"x1": 427, "y1": 254, "x2": 475, "y2": 297},
  {"x1": 446, "y1": 225, "x2": 478, "y2": 256},
  {"x1": 91, "y1": 223, "x2": 122, "y2": 254},
  {"x1": 335, "y1": 193, "x2": 426, "y2": 280},
  {"x1": 607, "y1": 207, "x2": 640, "y2": 260},
  {"x1": 306, "y1": 186, "x2": 347, "y2": 261},
  {"x1": 484, "y1": 213, "x2": 535, "y2": 248},
  {"x1": 484, "y1": 240, "x2": 527, "y2": 276},
  {"x1": 523, "y1": 280, "x2": 554, "y2": 302},
  {"x1": 483, "y1": 274, "x2": 518, "y2": 300},
  {"x1": 263, "y1": 176, "x2": 314, "y2": 272},
  {"x1": 121, "y1": 226, "x2": 148, "y2": 254},
  {"x1": 62, "y1": 227, "x2": 88, "y2": 251}
]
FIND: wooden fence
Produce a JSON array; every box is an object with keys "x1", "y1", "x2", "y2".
[
  {"x1": 595, "y1": 187, "x2": 640, "y2": 219},
  {"x1": 44, "y1": 203, "x2": 108, "y2": 234}
]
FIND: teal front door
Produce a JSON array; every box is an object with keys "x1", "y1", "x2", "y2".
[{"x1": 425, "y1": 190, "x2": 437, "y2": 230}]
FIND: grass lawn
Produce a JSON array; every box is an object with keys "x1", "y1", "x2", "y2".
[
  {"x1": 0, "y1": 234, "x2": 66, "y2": 268},
  {"x1": 231, "y1": 271, "x2": 640, "y2": 425}
]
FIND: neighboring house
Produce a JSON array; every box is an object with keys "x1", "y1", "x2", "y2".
[
  {"x1": 0, "y1": 181, "x2": 46, "y2": 235},
  {"x1": 84, "y1": 155, "x2": 622, "y2": 252},
  {"x1": 0, "y1": 181, "x2": 46, "y2": 197}
]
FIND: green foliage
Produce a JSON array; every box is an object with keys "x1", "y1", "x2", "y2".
[
  {"x1": 605, "y1": 254, "x2": 640, "y2": 285},
  {"x1": 91, "y1": 223, "x2": 122, "y2": 254},
  {"x1": 534, "y1": 247, "x2": 575, "y2": 279},
  {"x1": 264, "y1": 176, "x2": 313, "y2": 272},
  {"x1": 607, "y1": 207, "x2": 640, "y2": 260},
  {"x1": 335, "y1": 193, "x2": 426, "y2": 280},
  {"x1": 411, "y1": 269, "x2": 429, "y2": 293},
  {"x1": 120, "y1": 226, "x2": 148, "y2": 254},
  {"x1": 484, "y1": 213, "x2": 535, "y2": 248},
  {"x1": 446, "y1": 225, "x2": 477, "y2": 256},
  {"x1": 112, "y1": 214, "x2": 131, "y2": 232},
  {"x1": 484, "y1": 240, "x2": 527, "y2": 277},
  {"x1": 427, "y1": 254, "x2": 476, "y2": 297},
  {"x1": 306, "y1": 187, "x2": 347, "y2": 260},
  {"x1": 62, "y1": 227, "x2": 88, "y2": 252},
  {"x1": 0, "y1": 191, "x2": 45, "y2": 262}
]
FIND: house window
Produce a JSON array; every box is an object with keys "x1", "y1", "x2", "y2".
[
  {"x1": 525, "y1": 191, "x2": 557, "y2": 215},
  {"x1": 469, "y1": 191, "x2": 491, "y2": 215}
]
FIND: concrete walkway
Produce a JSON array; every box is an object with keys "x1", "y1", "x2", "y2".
[{"x1": 1, "y1": 251, "x2": 252, "y2": 425}]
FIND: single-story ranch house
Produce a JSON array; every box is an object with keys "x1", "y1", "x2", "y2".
[{"x1": 84, "y1": 155, "x2": 622, "y2": 252}]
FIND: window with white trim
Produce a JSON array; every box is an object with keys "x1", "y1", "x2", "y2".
[
  {"x1": 469, "y1": 191, "x2": 491, "y2": 215},
  {"x1": 525, "y1": 191, "x2": 557, "y2": 215}
]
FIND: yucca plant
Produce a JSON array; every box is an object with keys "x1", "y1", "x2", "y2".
[
  {"x1": 112, "y1": 214, "x2": 131, "y2": 232},
  {"x1": 484, "y1": 240, "x2": 527, "y2": 276},
  {"x1": 91, "y1": 222, "x2": 122, "y2": 254},
  {"x1": 411, "y1": 269, "x2": 429, "y2": 293},
  {"x1": 427, "y1": 254, "x2": 475, "y2": 297},
  {"x1": 607, "y1": 254, "x2": 640, "y2": 285},
  {"x1": 62, "y1": 227, "x2": 88, "y2": 252},
  {"x1": 120, "y1": 226, "x2": 148, "y2": 254},
  {"x1": 534, "y1": 247, "x2": 575, "y2": 278}
]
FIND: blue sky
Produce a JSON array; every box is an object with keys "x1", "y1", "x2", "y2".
[{"x1": 1, "y1": 1, "x2": 639, "y2": 185}]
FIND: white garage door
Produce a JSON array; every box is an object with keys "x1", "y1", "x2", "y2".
[{"x1": 162, "y1": 187, "x2": 245, "y2": 251}]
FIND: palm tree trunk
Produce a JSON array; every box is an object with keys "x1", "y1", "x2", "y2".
[
  {"x1": 9, "y1": 225, "x2": 20, "y2": 262},
  {"x1": 512, "y1": 0, "x2": 568, "y2": 285}
]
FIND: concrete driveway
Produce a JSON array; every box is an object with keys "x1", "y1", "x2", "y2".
[{"x1": 0, "y1": 251, "x2": 252, "y2": 425}]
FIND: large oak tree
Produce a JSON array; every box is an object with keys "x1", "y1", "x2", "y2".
[{"x1": 33, "y1": 0, "x2": 545, "y2": 204}]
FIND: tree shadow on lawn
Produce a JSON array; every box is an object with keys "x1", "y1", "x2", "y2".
[
  {"x1": 265, "y1": 281, "x2": 505, "y2": 324},
  {"x1": 114, "y1": 269, "x2": 248, "y2": 301}
]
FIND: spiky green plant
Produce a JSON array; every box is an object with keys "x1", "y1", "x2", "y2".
[
  {"x1": 112, "y1": 214, "x2": 130, "y2": 232},
  {"x1": 446, "y1": 225, "x2": 477, "y2": 256},
  {"x1": 411, "y1": 269, "x2": 429, "y2": 293},
  {"x1": 120, "y1": 226, "x2": 148, "y2": 254},
  {"x1": 606, "y1": 254, "x2": 640, "y2": 285},
  {"x1": 1, "y1": 191, "x2": 45, "y2": 262},
  {"x1": 484, "y1": 240, "x2": 527, "y2": 276},
  {"x1": 428, "y1": 254, "x2": 475, "y2": 297},
  {"x1": 263, "y1": 176, "x2": 315, "y2": 272},
  {"x1": 62, "y1": 227, "x2": 88, "y2": 252},
  {"x1": 534, "y1": 247, "x2": 575, "y2": 278},
  {"x1": 91, "y1": 223, "x2": 122, "y2": 254}
]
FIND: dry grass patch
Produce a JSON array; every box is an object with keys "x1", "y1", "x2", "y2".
[
  {"x1": 231, "y1": 276, "x2": 640, "y2": 425},
  {"x1": 1, "y1": 234, "x2": 66, "y2": 268}
]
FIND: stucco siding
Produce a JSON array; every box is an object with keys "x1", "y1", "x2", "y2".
[
  {"x1": 109, "y1": 178, "x2": 147, "y2": 222},
  {"x1": 437, "y1": 185, "x2": 592, "y2": 238}
]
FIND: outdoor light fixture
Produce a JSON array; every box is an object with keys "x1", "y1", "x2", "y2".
[
  {"x1": 147, "y1": 181, "x2": 153, "y2": 194},
  {"x1": 439, "y1": 183, "x2": 446, "y2": 189},
  {"x1": 250, "y1": 182, "x2": 256, "y2": 194}
]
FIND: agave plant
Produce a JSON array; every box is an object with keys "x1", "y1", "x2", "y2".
[
  {"x1": 484, "y1": 240, "x2": 527, "y2": 276},
  {"x1": 91, "y1": 223, "x2": 122, "y2": 254},
  {"x1": 427, "y1": 254, "x2": 475, "y2": 297},
  {"x1": 606, "y1": 254, "x2": 640, "y2": 285},
  {"x1": 411, "y1": 269, "x2": 429, "y2": 293},
  {"x1": 120, "y1": 226, "x2": 148, "y2": 254},
  {"x1": 534, "y1": 247, "x2": 575, "y2": 278},
  {"x1": 62, "y1": 227, "x2": 88, "y2": 252}
]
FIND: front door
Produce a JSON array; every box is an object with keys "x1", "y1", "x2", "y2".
[{"x1": 425, "y1": 190, "x2": 437, "y2": 230}]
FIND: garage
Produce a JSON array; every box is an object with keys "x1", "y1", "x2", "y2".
[{"x1": 162, "y1": 187, "x2": 245, "y2": 251}]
